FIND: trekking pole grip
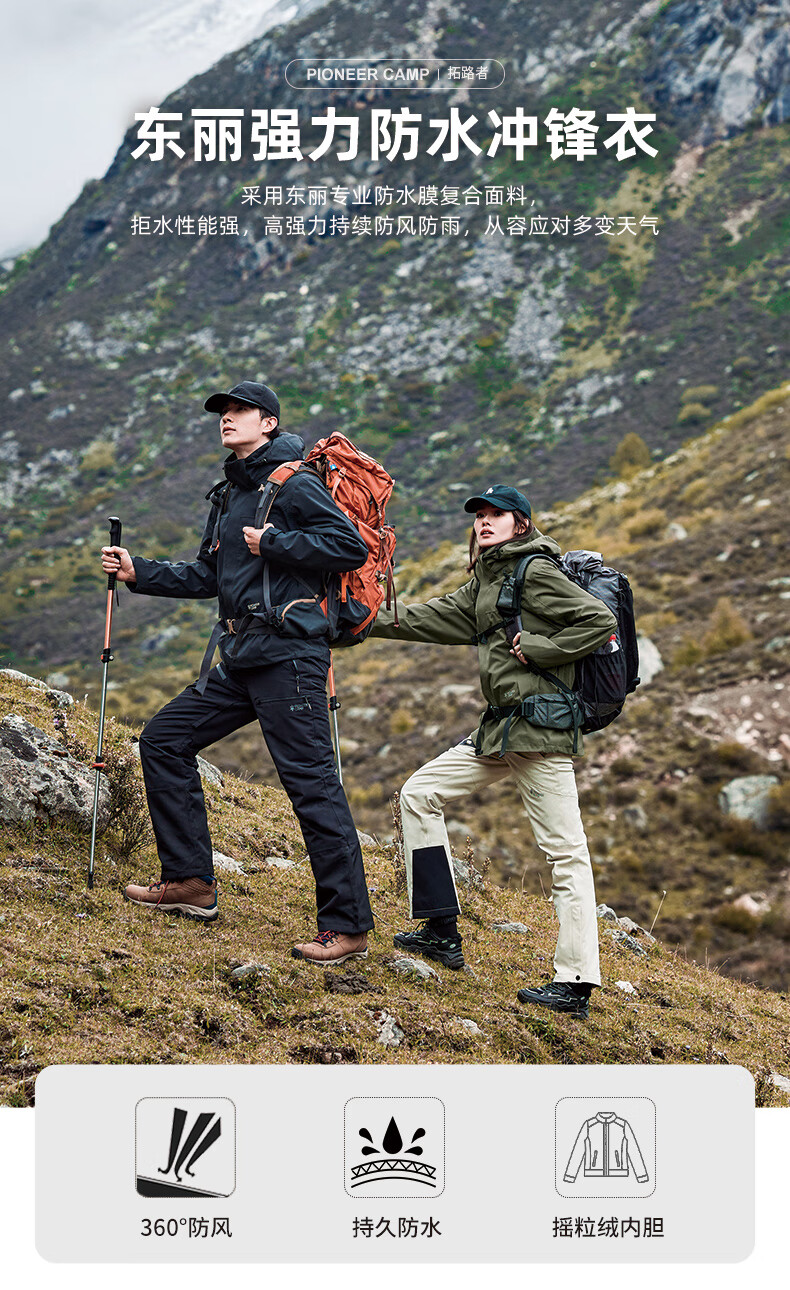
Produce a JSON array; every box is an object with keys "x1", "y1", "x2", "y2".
[{"x1": 107, "y1": 516, "x2": 122, "y2": 590}]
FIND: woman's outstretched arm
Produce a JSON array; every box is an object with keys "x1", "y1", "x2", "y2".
[{"x1": 372, "y1": 579, "x2": 478, "y2": 646}]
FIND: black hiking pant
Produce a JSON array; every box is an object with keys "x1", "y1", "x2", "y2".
[{"x1": 137, "y1": 656, "x2": 374, "y2": 934}]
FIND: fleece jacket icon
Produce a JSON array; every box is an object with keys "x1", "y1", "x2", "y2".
[{"x1": 563, "y1": 1111, "x2": 649, "y2": 1183}]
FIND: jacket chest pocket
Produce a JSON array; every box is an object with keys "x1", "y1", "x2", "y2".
[{"x1": 477, "y1": 613, "x2": 505, "y2": 641}]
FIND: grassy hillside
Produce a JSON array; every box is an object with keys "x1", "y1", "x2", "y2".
[{"x1": 1, "y1": 670, "x2": 789, "y2": 1108}]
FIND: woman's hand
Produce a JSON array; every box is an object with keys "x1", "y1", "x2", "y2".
[
  {"x1": 100, "y1": 546, "x2": 136, "y2": 584},
  {"x1": 510, "y1": 630, "x2": 531, "y2": 666},
  {"x1": 242, "y1": 523, "x2": 273, "y2": 556}
]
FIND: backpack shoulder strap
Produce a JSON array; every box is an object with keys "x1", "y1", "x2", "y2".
[
  {"x1": 205, "y1": 479, "x2": 230, "y2": 505},
  {"x1": 253, "y1": 461, "x2": 304, "y2": 529},
  {"x1": 206, "y1": 480, "x2": 232, "y2": 554},
  {"x1": 496, "y1": 551, "x2": 562, "y2": 620},
  {"x1": 475, "y1": 553, "x2": 562, "y2": 646},
  {"x1": 253, "y1": 462, "x2": 326, "y2": 616}
]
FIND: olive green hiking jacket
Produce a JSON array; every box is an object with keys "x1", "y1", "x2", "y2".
[{"x1": 371, "y1": 529, "x2": 617, "y2": 756}]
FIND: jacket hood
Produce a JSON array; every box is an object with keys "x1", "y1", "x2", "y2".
[
  {"x1": 223, "y1": 432, "x2": 306, "y2": 490},
  {"x1": 477, "y1": 527, "x2": 561, "y2": 575}
]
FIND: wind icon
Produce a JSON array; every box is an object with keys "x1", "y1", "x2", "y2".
[{"x1": 135, "y1": 1099, "x2": 235, "y2": 1198}]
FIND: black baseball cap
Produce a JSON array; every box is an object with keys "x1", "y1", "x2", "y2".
[
  {"x1": 464, "y1": 485, "x2": 532, "y2": 518},
  {"x1": 204, "y1": 381, "x2": 280, "y2": 420}
]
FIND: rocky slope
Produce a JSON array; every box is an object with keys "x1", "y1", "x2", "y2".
[
  {"x1": 1, "y1": 1, "x2": 787, "y2": 993},
  {"x1": 1, "y1": 669, "x2": 789, "y2": 1106}
]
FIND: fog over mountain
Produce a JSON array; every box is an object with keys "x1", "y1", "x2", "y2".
[{"x1": 1, "y1": 0, "x2": 320, "y2": 257}]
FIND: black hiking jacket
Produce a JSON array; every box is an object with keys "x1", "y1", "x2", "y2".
[{"x1": 129, "y1": 433, "x2": 368, "y2": 668}]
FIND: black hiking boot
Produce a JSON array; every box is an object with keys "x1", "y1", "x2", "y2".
[
  {"x1": 393, "y1": 921, "x2": 465, "y2": 970},
  {"x1": 517, "y1": 981, "x2": 590, "y2": 1019}
]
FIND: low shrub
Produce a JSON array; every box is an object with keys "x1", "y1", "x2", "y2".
[
  {"x1": 695, "y1": 740, "x2": 767, "y2": 783},
  {"x1": 80, "y1": 440, "x2": 117, "y2": 473},
  {"x1": 610, "y1": 783, "x2": 640, "y2": 805},
  {"x1": 626, "y1": 509, "x2": 665, "y2": 541},
  {"x1": 723, "y1": 383, "x2": 790, "y2": 431},
  {"x1": 681, "y1": 385, "x2": 719, "y2": 404},
  {"x1": 389, "y1": 708, "x2": 416, "y2": 735},
  {"x1": 713, "y1": 904, "x2": 758, "y2": 935},
  {"x1": 609, "y1": 432, "x2": 651, "y2": 478},
  {"x1": 766, "y1": 782, "x2": 790, "y2": 831},
  {"x1": 679, "y1": 477, "x2": 710, "y2": 506},
  {"x1": 702, "y1": 598, "x2": 753, "y2": 654},
  {"x1": 678, "y1": 403, "x2": 710, "y2": 426},
  {"x1": 610, "y1": 756, "x2": 640, "y2": 778},
  {"x1": 494, "y1": 382, "x2": 529, "y2": 407},
  {"x1": 673, "y1": 598, "x2": 752, "y2": 666}
]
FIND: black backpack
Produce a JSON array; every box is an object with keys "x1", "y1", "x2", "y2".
[{"x1": 496, "y1": 549, "x2": 640, "y2": 738}]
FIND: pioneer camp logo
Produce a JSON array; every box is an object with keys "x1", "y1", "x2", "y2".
[
  {"x1": 344, "y1": 1098, "x2": 445, "y2": 1198},
  {"x1": 135, "y1": 1097, "x2": 236, "y2": 1198}
]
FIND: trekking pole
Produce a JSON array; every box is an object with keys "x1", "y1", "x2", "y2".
[
  {"x1": 327, "y1": 653, "x2": 343, "y2": 784},
  {"x1": 88, "y1": 516, "x2": 122, "y2": 890}
]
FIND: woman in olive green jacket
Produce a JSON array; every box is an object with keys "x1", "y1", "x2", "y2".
[{"x1": 371, "y1": 485, "x2": 617, "y2": 1018}]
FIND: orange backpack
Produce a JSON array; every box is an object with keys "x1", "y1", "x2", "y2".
[{"x1": 253, "y1": 432, "x2": 397, "y2": 645}]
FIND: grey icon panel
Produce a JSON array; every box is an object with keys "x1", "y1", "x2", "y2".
[{"x1": 36, "y1": 1066, "x2": 752, "y2": 1262}]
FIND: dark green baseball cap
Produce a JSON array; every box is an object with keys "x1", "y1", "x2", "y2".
[{"x1": 464, "y1": 485, "x2": 532, "y2": 518}]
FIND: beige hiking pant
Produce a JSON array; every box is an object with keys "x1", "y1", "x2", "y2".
[{"x1": 399, "y1": 739, "x2": 601, "y2": 986}]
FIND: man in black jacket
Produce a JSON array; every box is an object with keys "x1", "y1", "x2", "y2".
[{"x1": 100, "y1": 381, "x2": 374, "y2": 964}]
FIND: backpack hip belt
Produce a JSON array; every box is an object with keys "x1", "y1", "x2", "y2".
[{"x1": 474, "y1": 683, "x2": 584, "y2": 758}]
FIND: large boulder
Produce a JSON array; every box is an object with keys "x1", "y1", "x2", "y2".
[
  {"x1": 0, "y1": 668, "x2": 73, "y2": 709},
  {"x1": 719, "y1": 775, "x2": 780, "y2": 830},
  {"x1": 0, "y1": 714, "x2": 110, "y2": 831}
]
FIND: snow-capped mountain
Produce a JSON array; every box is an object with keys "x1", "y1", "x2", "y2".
[{"x1": 0, "y1": 0, "x2": 326, "y2": 257}]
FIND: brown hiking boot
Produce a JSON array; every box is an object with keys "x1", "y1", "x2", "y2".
[
  {"x1": 124, "y1": 877, "x2": 218, "y2": 921},
  {"x1": 291, "y1": 930, "x2": 368, "y2": 965}
]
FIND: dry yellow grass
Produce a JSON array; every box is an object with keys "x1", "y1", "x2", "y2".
[{"x1": 1, "y1": 674, "x2": 789, "y2": 1107}]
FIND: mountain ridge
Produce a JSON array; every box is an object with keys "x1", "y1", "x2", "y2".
[{"x1": 1, "y1": 0, "x2": 787, "y2": 675}]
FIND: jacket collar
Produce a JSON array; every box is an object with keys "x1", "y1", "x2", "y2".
[
  {"x1": 223, "y1": 432, "x2": 306, "y2": 490},
  {"x1": 477, "y1": 527, "x2": 562, "y2": 574}
]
